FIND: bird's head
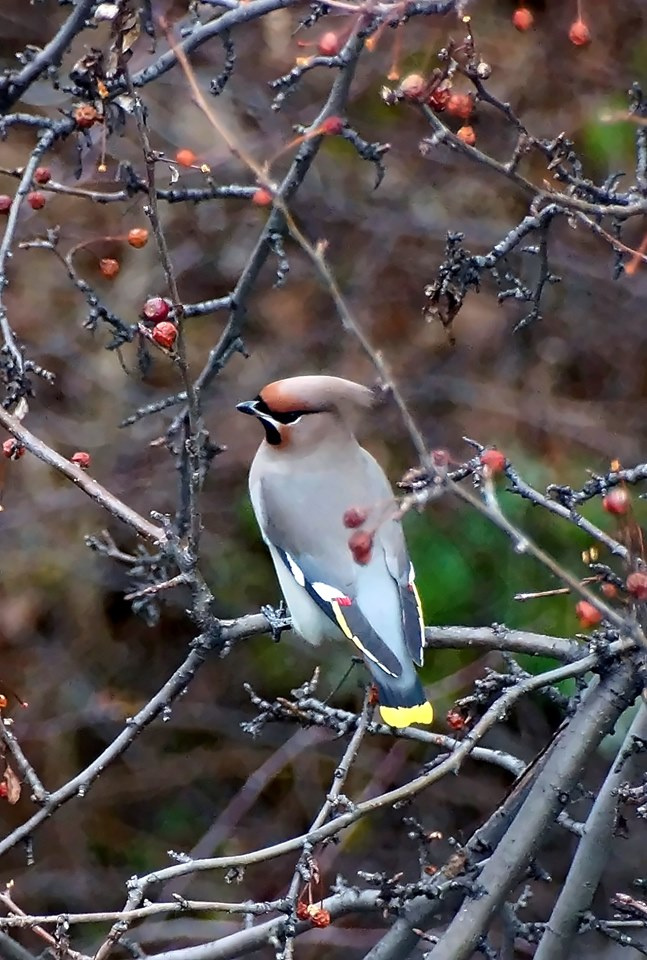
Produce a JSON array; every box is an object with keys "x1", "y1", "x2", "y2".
[{"x1": 237, "y1": 375, "x2": 374, "y2": 451}]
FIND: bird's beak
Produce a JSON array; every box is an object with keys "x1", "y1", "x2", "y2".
[{"x1": 236, "y1": 400, "x2": 258, "y2": 416}]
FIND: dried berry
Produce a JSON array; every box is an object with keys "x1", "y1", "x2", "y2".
[
  {"x1": 575, "y1": 600, "x2": 602, "y2": 629},
  {"x1": 456, "y1": 125, "x2": 477, "y2": 146},
  {"x1": 128, "y1": 227, "x2": 149, "y2": 248},
  {"x1": 2, "y1": 439, "x2": 25, "y2": 460},
  {"x1": 0, "y1": 195, "x2": 11, "y2": 214},
  {"x1": 446, "y1": 708, "x2": 469, "y2": 731},
  {"x1": 305, "y1": 905, "x2": 331, "y2": 927},
  {"x1": 175, "y1": 148, "x2": 197, "y2": 167},
  {"x1": 446, "y1": 93, "x2": 473, "y2": 120},
  {"x1": 71, "y1": 451, "x2": 91, "y2": 469},
  {"x1": 399, "y1": 73, "x2": 426, "y2": 102},
  {"x1": 0, "y1": 695, "x2": 7, "y2": 709},
  {"x1": 152, "y1": 321, "x2": 177, "y2": 349},
  {"x1": 343, "y1": 507, "x2": 368, "y2": 529},
  {"x1": 626, "y1": 571, "x2": 647, "y2": 601},
  {"x1": 296, "y1": 902, "x2": 309, "y2": 921},
  {"x1": 73, "y1": 104, "x2": 99, "y2": 129},
  {"x1": 142, "y1": 297, "x2": 171, "y2": 324},
  {"x1": 252, "y1": 188, "x2": 273, "y2": 206},
  {"x1": 34, "y1": 167, "x2": 51, "y2": 184},
  {"x1": 348, "y1": 529, "x2": 373, "y2": 565},
  {"x1": 512, "y1": 7, "x2": 533, "y2": 31},
  {"x1": 480, "y1": 448, "x2": 506, "y2": 474},
  {"x1": 317, "y1": 31, "x2": 340, "y2": 56},
  {"x1": 602, "y1": 488, "x2": 630, "y2": 515},
  {"x1": 99, "y1": 257, "x2": 119, "y2": 278},
  {"x1": 320, "y1": 115, "x2": 344, "y2": 135},
  {"x1": 568, "y1": 18, "x2": 591, "y2": 46},
  {"x1": 27, "y1": 191, "x2": 46, "y2": 210},
  {"x1": 427, "y1": 86, "x2": 451, "y2": 111}
]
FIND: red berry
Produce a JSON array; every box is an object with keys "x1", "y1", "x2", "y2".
[
  {"x1": 348, "y1": 529, "x2": 373, "y2": 565},
  {"x1": 626, "y1": 572, "x2": 647, "y2": 601},
  {"x1": 152, "y1": 321, "x2": 177, "y2": 349},
  {"x1": 252, "y1": 188, "x2": 273, "y2": 207},
  {"x1": 343, "y1": 507, "x2": 368, "y2": 529},
  {"x1": 73, "y1": 104, "x2": 99, "y2": 129},
  {"x1": 568, "y1": 18, "x2": 591, "y2": 46},
  {"x1": 512, "y1": 7, "x2": 533, "y2": 31},
  {"x1": 142, "y1": 297, "x2": 171, "y2": 324},
  {"x1": 399, "y1": 73, "x2": 426, "y2": 102},
  {"x1": 456, "y1": 125, "x2": 476, "y2": 146},
  {"x1": 575, "y1": 600, "x2": 602, "y2": 629},
  {"x1": 602, "y1": 488, "x2": 630, "y2": 516},
  {"x1": 34, "y1": 167, "x2": 51, "y2": 184},
  {"x1": 0, "y1": 783, "x2": 7, "y2": 799},
  {"x1": 2, "y1": 439, "x2": 25, "y2": 460},
  {"x1": 27, "y1": 191, "x2": 46, "y2": 210},
  {"x1": 99, "y1": 257, "x2": 119, "y2": 278},
  {"x1": 296, "y1": 903, "x2": 309, "y2": 921},
  {"x1": 446, "y1": 93, "x2": 473, "y2": 120},
  {"x1": 320, "y1": 115, "x2": 344, "y2": 135},
  {"x1": 446, "y1": 708, "x2": 468, "y2": 731},
  {"x1": 175, "y1": 148, "x2": 197, "y2": 167},
  {"x1": 0, "y1": 195, "x2": 11, "y2": 214},
  {"x1": 128, "y1": 227, "x2": 149, "y2": 249},
  {"x1": 600, "y1": 582, "x2": 618, "y2": 599},
  {"x1": 71, "y1": 451, "x2": 91, "y2": 469},
  {"x1": 317, "y1": 31, "x2": 340, "y2": 56},
  {"x1": 480, "y1": 449, "x2": 506, "y2": 474}
]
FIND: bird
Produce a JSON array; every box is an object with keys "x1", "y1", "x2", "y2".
[{"x1": 237, "y1": 375, "x2": 433, "y2": 728}]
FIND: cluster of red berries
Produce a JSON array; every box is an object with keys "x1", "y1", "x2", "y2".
[
  {"x1": 296, "y1": 902, "x2": 331, "y2": 927},
  {"x1": 141, "y1": 297, "x2": 177, "y2": 349},
  {"x1": 512, "y1": 6, "x2": 591, "y2": 46}
]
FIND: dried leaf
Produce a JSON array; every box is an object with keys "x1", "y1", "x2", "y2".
[{"x1": 4, "y1": 764, "x2": 21, "y2": 805}]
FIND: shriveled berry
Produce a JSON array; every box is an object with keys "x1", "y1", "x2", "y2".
[
  {"x1": 318, "y1": 31, "x2": 340, "y2": 56},
  {"x1": 0, "y1": 195, "x2": 11, "y2": 214},
  {"x1": 427, "y1": 86, "x2": 451, "y2": 111},
  {"x1": 602, "y1": 488, "x2": 630, "y2": 515},
  {"x1": 446, "y1": 708, "x2": 469, "y2": 731},
  {"x1": 0, "y1": 695, "x2": 7, "y2": 709},
  {"x1": 568, "y1": 18, "x2": 591, "y2": 46},
  {"x1": 575, "y1": 600, "x2": 602, "y2": 628},
  {"x1": 73, "y1": 104, "x2": 99, "y2": 129},
  {"x1": 456, "y1": 125, "x2": 476, "y2": 146},
  {"x1": 320, "y1": 115, "x2": 344, "y2": 135},
  {"x1": 480, "y1": 448, "x2": 506, "y2": 474},
  {"x1": 34, "y1": 166, "x2": 51, "y2": 184},
  {"x1": 128, "y1": 227, "x2": 149, "y2": 248},
  {"x1": 2, "y1": 439, "x2": 25, "y2": 460},
  {"x1": 349, "y1": 529, "x2": 373, "y2": 565},
  {"x1": 71, "y1": 451, "x2": 91, "y2": 469},
  {"x1": 446, "y1": 93, "x2": 473, "y2": 120},
  {"x1": 626, "y1": 571, "x2": 647, "y2": 601},
  {"x1": 175, "y1": 148, "x2": 197, "y2": 167},
  {"x1": 252, "y1": 188, "x2": 273, "y2": 206},
  {"x1": 399, "y1": 73, "x2": 426, "y2": 102},
  {"x1": 27, "y1": 191, "x2": 46, "y2": 210},
  {"x1": 512, "y1": 7, "x2": 533, "y2": 31},
  {"x1": 99, "y1": 257, "x2": 119, "y2": 278},
  {"x1": 343, "y1": 507, "x2": 368, "y2": 529},
  {"x1": 296, "y1": 903, "x2": 309, "y2": 921},
  {"x1": 142, "y1": 297, "x2": 171, "y2": 324},
  {"x1": 305, "y1": 905, "x2": 331, "y2": 927},
  {"x1": 152, "y1": 321, "x2": 177, "y2": 349}
]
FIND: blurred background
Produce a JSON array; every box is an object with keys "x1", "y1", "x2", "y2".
[{"x1": 0, "y1": 0, "x2": 646, "y2": 955}]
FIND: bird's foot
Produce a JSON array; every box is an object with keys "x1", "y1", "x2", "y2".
[{"x1": 261, "y1": 602, "x2": 290, "y2": 642}]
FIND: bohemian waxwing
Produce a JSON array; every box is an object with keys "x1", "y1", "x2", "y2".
[{"x1": 237, "y1": 375, "x2": 433, "y2": 728}]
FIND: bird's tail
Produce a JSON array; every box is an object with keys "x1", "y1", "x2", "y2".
[{"x1": 371, "y1": 670, "x2": 433, "y2": 728}]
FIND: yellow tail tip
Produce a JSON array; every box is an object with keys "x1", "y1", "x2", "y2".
[{"x1": 379, "y1": 701, "x2": 434, "y2": 728}]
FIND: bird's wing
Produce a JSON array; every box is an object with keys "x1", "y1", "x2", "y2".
[
  {"x1": 359, "y1": 450, "x2": 426, "y2": 667},
  {"x1": 253, "y1": 470, "x2": 403, "y2": 679}
]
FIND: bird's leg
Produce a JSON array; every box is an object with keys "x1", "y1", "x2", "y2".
[{"x1": 261, "y1": 601, "x2": 290, "y2": 642}]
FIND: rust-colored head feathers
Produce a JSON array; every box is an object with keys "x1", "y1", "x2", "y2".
[{"x1": 259, "y1": 376, "x2": 374, "y2": 415}]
